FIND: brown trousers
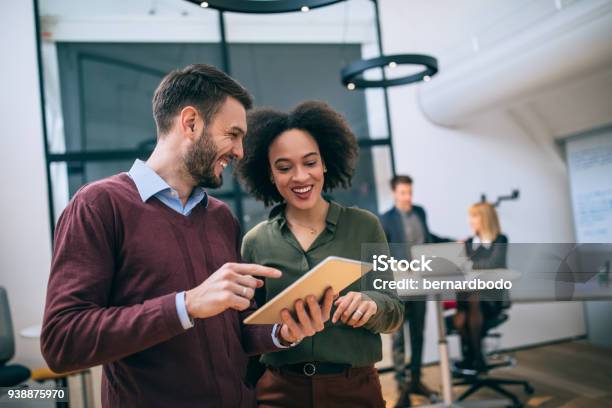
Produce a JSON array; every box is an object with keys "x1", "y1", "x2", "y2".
[{"x1": 256, "y1": 366, "x2": 386, "y2": 408}]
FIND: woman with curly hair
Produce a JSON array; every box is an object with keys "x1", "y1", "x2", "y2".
[{"x1": 238, "y1": 101, "x2": 404, "y2": 408}]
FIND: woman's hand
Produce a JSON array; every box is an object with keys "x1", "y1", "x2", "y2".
[
  {"x1": 332, "y1": 291, "x2": 377, "y2": 328},
  {"x1": 278, "y1": 287, "x2": 335, "y2": 344}
]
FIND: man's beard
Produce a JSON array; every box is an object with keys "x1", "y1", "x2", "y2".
[{"x1": 184, "y1": 127, "x2": 224, "y2": 189}]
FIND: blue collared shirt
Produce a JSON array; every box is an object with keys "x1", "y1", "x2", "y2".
[
  {"x1": 127, "y1": 160, "x2": 287, "y2": 346},
  {"x1": 128, "y1": 159, "x2": 208, "y2": 216}
]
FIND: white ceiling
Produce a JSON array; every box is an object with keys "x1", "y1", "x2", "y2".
[{"x1": 39, "y1": 0, "x2": 612, "y2": 138}]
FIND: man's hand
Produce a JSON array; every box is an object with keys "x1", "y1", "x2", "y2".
[
  {"x1": 332, "y1": 291, "x2": 377, "y2": 328},
  {"x1": 185, "y1": 263, "x2": 281, "y2": 319},
  {"x1": 278, "y1": 287, "x2": 335, "y2": 345}
]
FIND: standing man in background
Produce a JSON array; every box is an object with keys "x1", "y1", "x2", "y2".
[{"x1": 380, "y1": 175, "x2": 450, "y2": 407}]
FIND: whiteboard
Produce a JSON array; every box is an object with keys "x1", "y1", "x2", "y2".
[
  {"x1": 565, "y1": 128, "x2": 612, "y2": 243},
  {"x1": 566, "y1": 127, "x2": 612, "y2": 349}
]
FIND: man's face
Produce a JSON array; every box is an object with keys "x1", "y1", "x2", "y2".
[
  {"x1": 393, "y1": 182, "x2": 413, "y2": 212},
  {"x1": 184, "y1": 97, "x2": 246, "y2": 188}
]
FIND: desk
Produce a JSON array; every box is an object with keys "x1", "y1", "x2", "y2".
[{"x1": 397, "y1": 269, "x2": 520, "y2": 408}]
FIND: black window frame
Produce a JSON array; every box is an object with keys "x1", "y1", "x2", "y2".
[{"x1": 34, "y1": 3, "x2": 397, "y2": 239}]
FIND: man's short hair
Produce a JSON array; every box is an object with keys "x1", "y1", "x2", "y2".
[
  {"x1": 390, "y1": 175, "x2": 413, "y2": 190},
  {"x1": 152, "y1": 64, "x2": 253, "y2": 135}
]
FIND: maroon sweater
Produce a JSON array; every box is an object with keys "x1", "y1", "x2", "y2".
[{"x1": 41, "y1": 173, "x2": 278, "y2": 407}]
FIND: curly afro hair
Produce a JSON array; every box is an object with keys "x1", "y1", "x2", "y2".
[{"x1": 237, "y1": 101, "x2": 359, "y2": 206}]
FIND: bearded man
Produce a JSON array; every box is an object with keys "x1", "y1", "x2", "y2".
[{"x1": 41, "y1": 64, "x2": 332, "y2": 407}]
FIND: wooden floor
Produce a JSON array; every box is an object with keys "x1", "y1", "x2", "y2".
[
  {"x1": 379, "y1": 340, "x2": 612, "y2": 408},
  {"x1": 5, "y1": 340, "x2": 608, "y2": 408}
]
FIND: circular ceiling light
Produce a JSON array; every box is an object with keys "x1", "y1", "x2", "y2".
[
  {"x1": 341, "y1": 54, "x2": 438, "y2": 89},
  {"x1": 185, "y1": 0, "x2": 345, "y2": 13}
]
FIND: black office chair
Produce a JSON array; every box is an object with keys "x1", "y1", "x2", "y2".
[
  {"x1": 444, "y1": 300, "x2": 534, "y2": 408},
  {"x1": 0, "y1": 287, "x2": 31, "y2": 388}
]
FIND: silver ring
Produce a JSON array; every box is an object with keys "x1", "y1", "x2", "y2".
[
  {"x1": 354, "y1": 310, "x2": 363, "y2": 317},
  {"x1": 242, "y1": 287, "x2": 247, "y2": 296}
]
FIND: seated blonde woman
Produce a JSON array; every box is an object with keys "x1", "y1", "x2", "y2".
[{"x1": 454, "y1": 202, "x2": 508, "y2": 372}]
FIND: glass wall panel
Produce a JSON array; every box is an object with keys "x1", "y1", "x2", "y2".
[{"x1": 38, "y1": 0, "x2": 395, "y2": 231}]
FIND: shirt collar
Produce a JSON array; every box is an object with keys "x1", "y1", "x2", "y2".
[
  {"x1": 127, "y1": 159, "x2": 208, "y2": 207},
  {"x1": 269, "y1": 199, "x2": 341, "y2": 231},
  {"x1": 472, "y1": 235, "x2": 492, "y2": 249},
  {"x1": 395, "y1": 206, "x2": 413, "y2": 216}
]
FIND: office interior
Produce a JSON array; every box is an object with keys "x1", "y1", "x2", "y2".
[{"x1": 1, "y1": 0, "x2": 611, "y2": 407}]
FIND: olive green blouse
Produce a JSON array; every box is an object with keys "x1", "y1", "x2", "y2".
[{"x1": 241, "y1": 200, "x2": 404, "y2": 367}]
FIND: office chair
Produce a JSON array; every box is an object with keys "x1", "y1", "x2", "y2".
[
  {"x1": 444, "y1": 300, "x2": 534, "y2": 408},
  {"x1": 0, "y1": 287, "x2": 31, "y2": 388}
]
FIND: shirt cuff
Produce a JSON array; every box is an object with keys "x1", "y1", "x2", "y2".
[
  {"x1": 271, "y1": 324, "x2": 290, "y2": 348},
  {"x1": 175, "y1": 291, "x2": 194, "y2": 330}
]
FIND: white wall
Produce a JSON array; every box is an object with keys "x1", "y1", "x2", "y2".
[
  {"x1": 378, "y1": 0, "x2": 589, "y2": 363},
  {"x1": 0, "y1": 1, "x2": 53, "y2": 370}
]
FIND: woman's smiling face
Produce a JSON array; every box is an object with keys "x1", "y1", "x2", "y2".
[{"x1": 268, "y1": 128, "x2": 325, "y2": 210}]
